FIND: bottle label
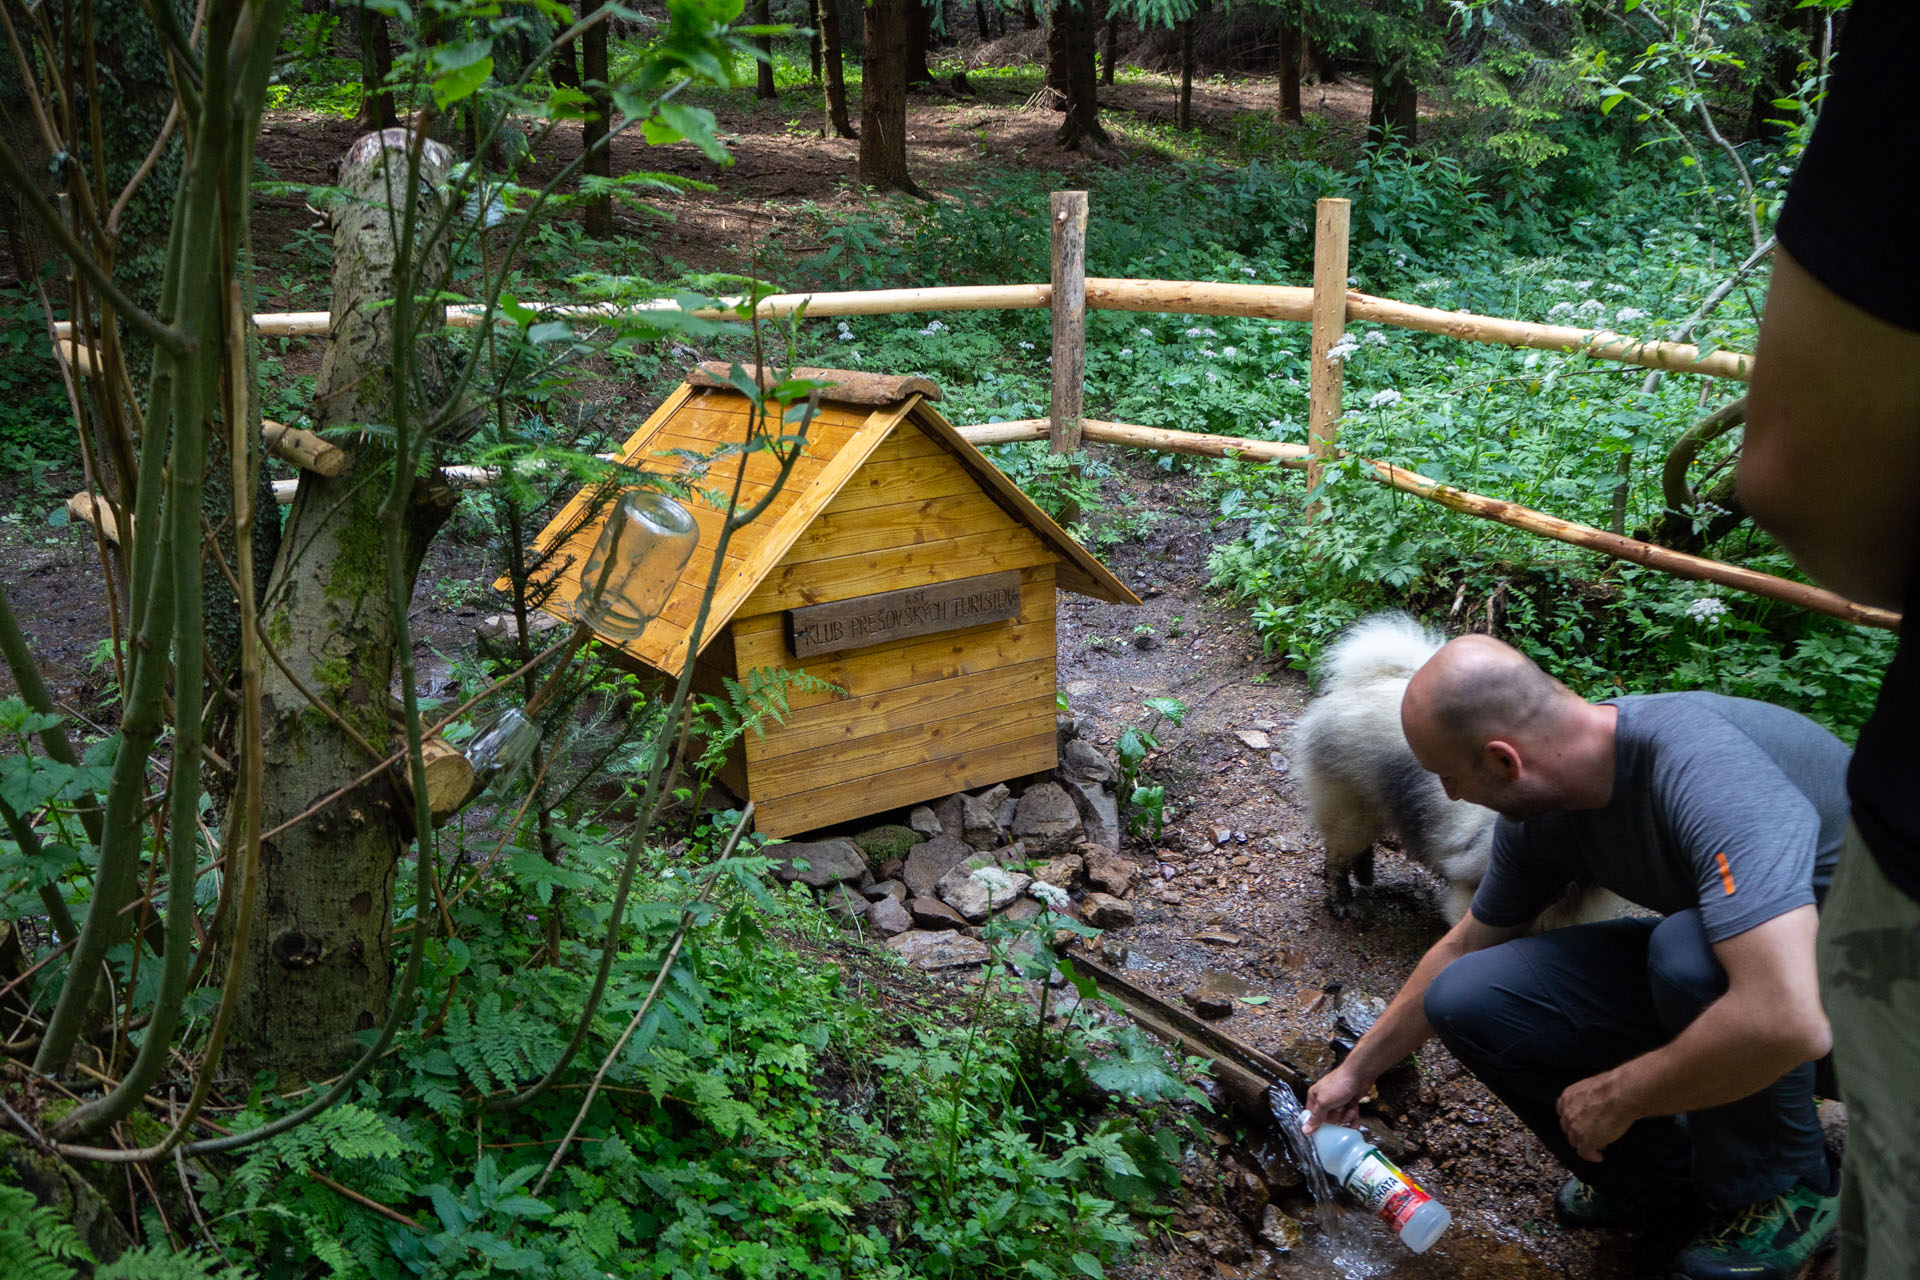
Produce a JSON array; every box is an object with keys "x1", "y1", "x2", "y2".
[{"x1": 1345, "y1": 1149, "x2": 1433, "y2": 1234}]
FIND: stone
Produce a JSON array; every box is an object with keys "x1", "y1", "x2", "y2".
[
  {"x1": 877, "y1": 858, "x2": 905, "y2": 882},
  {"x1": 825, "y1": 884, "x2": 869, "y2": 922},
  {"x1": 960, "y1": 790, "x2": 1006, "y2": 850},
  {"x1": 1012, "y1": 782, "x2": 1083, "y2": 851},
  {"x1": 1234, "y1": 729, "x2": 1272, "y2": 751},
  {"x1": 1257, "y1": 1205, "x2": 1303, "y2": 1253},
  {"x1": 1212, "y1": 826, "x2": 1234, "y2": 847},
  {"x1": 934, "y1": 792, "x2": 965, "y2": 839},
  {"x1": 993, "y1": 795, "x2": 1018, "y2": 830},
  {"x1": 851, "y1": 823, "x2": 924, "y2": 863},
  {"x1": 886, "y1": 929, "x2": 990, "y2": 970},
  {"x1": 1082, "y1": 892, "x2": 1135, "y2": 929},
  {"x1": 938, "y1": 856, "x2": 1031, "y2": 922},
  {"x1": 770, "y1": 839, "x2": 869, "y2": 889},
  {"x1": 1084, "y1": 854, "x2": 1141, "y2": 897},
  {"x1": 1280, "y1": 1032, "x2": 1337, "y2": 1079},
  {"x1": 909, "y1": 895, "x2": 967, "y2": 928},
  {"x1": 908, "y1": 804, "x2": 941, "y2": 837},
  {"x1": 865, "y1": 895, "x2": 914, "y2": 936},
  {"x1": 902, "y1": 835, "x2": 974, "y2": 897},
  {"x1": 1062, "y1": 738, "x2": 1116, "y2": 782},
  {"x1": 1193, "y1": 929, "x2": 1241, "y2": 947},
  {"x1": 993, "y1": 897, "x2": 1043, "y2": 928},
  {"x1": 863, "y1": 879, "x2": 909, "y2": 903},
  {"x1": 1333, "y1": 990, "x2": 1388, "y2": 1041},
  {"x1": 1029, "y1": 852, "x2": 1085, "y2": 887},
  {"x1": 1059, "y1": 775, "x2": 1121, "y2": 851},
  {"x1": 1185, "y1": 987, "x2": 1235, "y2": 1019}
]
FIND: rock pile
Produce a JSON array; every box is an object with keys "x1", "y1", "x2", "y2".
[{"x1": 767, "y1": 720, "x2": 1140, "y2": 970}]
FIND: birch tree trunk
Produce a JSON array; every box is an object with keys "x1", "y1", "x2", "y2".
[{"x1": 228, "y1": 131, "x2": 459, "y2": 1076}]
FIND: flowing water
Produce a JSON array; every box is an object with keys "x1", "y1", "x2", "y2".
[{"x1": 1266, "y1": 1084, "x2": 1396, "y2": 1278}]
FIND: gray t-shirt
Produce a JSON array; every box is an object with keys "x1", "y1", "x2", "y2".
[{"x1": 1471, "y1": 693, "x2": 1850, "y2": 943}]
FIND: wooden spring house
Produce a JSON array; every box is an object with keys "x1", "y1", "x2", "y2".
[{"x1": 522, "y1": 365, "x2": 1139, "y2": 837}]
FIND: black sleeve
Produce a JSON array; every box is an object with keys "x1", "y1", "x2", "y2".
[{"x1": 1775, "y1": 0, "x2": 1920, "y2": 333}]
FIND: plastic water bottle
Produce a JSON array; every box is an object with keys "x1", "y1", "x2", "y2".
[{"x1": 1308, "y1": 1120, "x2": 1452, "y2": 1253}]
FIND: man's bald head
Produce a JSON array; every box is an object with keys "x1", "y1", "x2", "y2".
[{"x1": 1402, "y1": 634, "x2": 1569, "y2": 755}]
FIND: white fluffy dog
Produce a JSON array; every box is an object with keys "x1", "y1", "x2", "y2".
[{"x1": 1292, "y1": 613, "x2": 1625, "y2": 928}]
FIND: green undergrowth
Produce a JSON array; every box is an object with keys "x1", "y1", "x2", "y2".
[{"x1": 159, "y1": 817, "x2": 1198, "y2": 1279}]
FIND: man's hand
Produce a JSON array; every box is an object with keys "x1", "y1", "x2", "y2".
[
  {"x1": 1557, "y1": 1072, "x2": 1637, "y2": 1163},
  {"x1": 1303, "y1": 1063, "x2": 1368, "y2": 1134}
]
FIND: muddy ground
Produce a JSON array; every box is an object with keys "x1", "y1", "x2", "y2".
[{"x1": 0, "y1": 61, "x2": 1764, "y2": 1278}]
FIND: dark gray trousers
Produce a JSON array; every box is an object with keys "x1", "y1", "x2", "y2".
[{"x1": 1423, "y1": 911, "x2": 1828, "y2": 1210}]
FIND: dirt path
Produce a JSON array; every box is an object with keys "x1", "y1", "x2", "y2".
[{"x1": 1063, "y1": 457, "x2": 1669, "y2": 1279}]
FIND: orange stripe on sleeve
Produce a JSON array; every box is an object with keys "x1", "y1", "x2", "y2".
[{"x1": 1714, "y1": 852, "x2": 1736, "y2": 897}]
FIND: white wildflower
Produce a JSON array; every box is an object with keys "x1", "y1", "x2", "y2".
[
  {"x1": 1030, "y1": 880, "x2": 1071, "y2": 912},
  {"x1": 1367, "y1": 388, "x2": 1403, "y2": 409},
  {"x1": 1577, "y1": 298, "x2": 1605, "y2": 318},
  {"x1": 919, "y1": 319, "x2": 948, "y2": 335},
  {"x1": 1199, "y1": 347, "x2": 1217, "y2": 358},
  {"x1": 1137, "y1": 327, "x2": 1154, "y2": 338},
  {"x1": 1604, "y1": 283, "x2": 1631, "y2": 295},
  {"x1": 1548, "y1": 301, "x2": 1578, "y2": 320},
  {"x1": 1265, "y1": 418, "x2": 1284, "y2": 431},
  {"x1": 1776, "y1": 164, "x2": 1793, "y2": 177},
  {"x1": 1240, "y1": 266, "x2": 1258, "y2": 278},
  {"x1": 1686, "y1": 597, "x2": 1729, "y2": 623},
  {"x1": 1363, "y1": 330, "x2": 1389, "y2": 346},
  {"x1": 1571, "y1": 280, "x2": 1593, "y2": 293},
  {"x1": 1222, "y1": 345, "x2": 1239, "y2": 358},
  {"x1": 1615, "y1": 307, "x2": 1649, "y2": 323},
  {"x1": 836, "y1": 320, "x2": 856, "y2": 341},
  {"x1": 970, "y1": 865, "x2": 1016, "y2": 894},
  {"x1": 1206, "y1": 371, "x2": 1221, "y2": 383},
  {"x1": 1018, "y1": 340, "x2": 1035, "y2": 350},
  {"x1": 1325, "y1": 337, "x2": 1360, "y2": 365},
  {"x1": 1184, "y1": 325, "x2": 1219, "y2": 338},
  {"x1": 1118, "y1": 347, "x2": 1134, "y2": 357}
]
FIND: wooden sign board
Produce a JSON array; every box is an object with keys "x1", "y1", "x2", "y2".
[{"x1": 787, "y1": 571, "x2": 1022, "y2": 658}]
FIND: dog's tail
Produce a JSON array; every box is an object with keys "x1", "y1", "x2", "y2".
[{"x1": 1315, "y1": 612, "x2": 1445, "y2": 690}]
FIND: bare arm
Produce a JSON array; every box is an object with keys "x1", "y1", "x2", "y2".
[
  {"x1": 1740, "y1": 249, "x2": 1920, "y2": 611},
  {"x1": 1304, "y1": 911, "x2": 1525, "y2": 1132},
  {"x1": 1556, "y1": 904, "x2": 1829, "y2": 1162}
]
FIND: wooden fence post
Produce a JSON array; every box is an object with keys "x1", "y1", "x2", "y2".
[
  {"x1": 1050, "y1": 190, "x2": 1088, "y2": 456},
  {"x1": 1306, "y1": 197, "x2": 1351, "y2": 521}
]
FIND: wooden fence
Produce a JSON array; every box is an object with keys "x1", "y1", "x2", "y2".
[{"x1": 49, "y1": 195, "x2": 1898, "y2": 630}]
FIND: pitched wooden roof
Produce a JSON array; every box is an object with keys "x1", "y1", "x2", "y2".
[{"x1": 520, "y1": 368, "x2": 1139, "y2": 676}]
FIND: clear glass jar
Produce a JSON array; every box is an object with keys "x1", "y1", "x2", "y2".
[
  {"x1": 464, "y1": 707, "x2": 540, "y2": 791},
  {"x1": 571, "y1": 490, "x2": 699, "y2": 640}
]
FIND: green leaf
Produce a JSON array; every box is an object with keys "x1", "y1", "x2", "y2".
[
  {"x1": 433, "y1": 55, "x2": 494, "y2": 108},
  {"x1": 643, "y1": 102, "x2": 729, "y2": 163},
  {"x1": 1599, "y1": 92, "x2": 1627, "y2": 116},
  {"x1": 1071, "y1": 1251, "x2": 1105, "y2": 1278},
  {"x1": 1238, "y1": 995, "x2": 1270, "y2": 1006}
]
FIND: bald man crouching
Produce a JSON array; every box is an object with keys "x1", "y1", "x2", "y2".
[{"x1": 1302, "y1": 634, "x2": 1848, "y2": 1280}]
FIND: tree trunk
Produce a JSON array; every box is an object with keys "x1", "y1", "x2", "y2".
[
  {"x1": 1045, "y1": 7, "x2": 1068, "y2": 108},
  {"x1": 860, "y1": 0, "x2": 919, "y2": 192},
  {"x1": 230, "y1": 130, "x2": 459, "y2": 1076},
  {"x1": 975, "y1": 0, "x2": 990, "y2": 40},
  {"x1": 581, "y1": 0, "x2": 613, "y2": 236},
  {"x1": 822, "y1": 0, "x2": 858, "y2": 137},
  {"x1": 755, "y1": 0, "x2": 778, "y2": 98},
  {"x1": 811, "y1": 0, "x2": 824, "y2": 81},
  {"x1": 1101, "y1": 15, "x2": 1117, "y2": 86},
  {"x1": 1021, "y1": 0, "x2": 1038, "y2": 29},
  {"x1": 1177, "y1": 18, "x2": 1194, "y2": 130},
  {"x1": 550, "y1": 12, "x2": 581, "y2": 90},
  {"x1": 1366, "y1": 63, "x2": 1417, "y2": 147},
  {"x1": 1277, "y1": 21, "x2": 1302, "y2": 121},
  {"x1": 1302, "y1": 33, "x2": 1337, "y2": 84},
  {"x1": 353, "y1": 5, "x2": 397, "y2": 130},
  {"x1": 1055, "y1": 0, "x2": 1109, "y2": 154},
  {"x1": 906, "y1": 0, "x2": 934, "y2": 85}
]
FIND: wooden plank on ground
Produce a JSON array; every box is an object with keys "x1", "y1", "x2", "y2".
[
  {"x1": 751, "y1": 731, "x2": 1058, "y2": 837},
  {"x1": 745, "y1": 657, "x2": 1056, "y2": 764},
  {"x1": 744, "y1": 691, "x2": 1057, "y2": 796}
]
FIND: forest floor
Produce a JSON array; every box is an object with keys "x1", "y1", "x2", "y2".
[{"x1": 0, "y1": 64, "x2": 1803, "y2": 1280}]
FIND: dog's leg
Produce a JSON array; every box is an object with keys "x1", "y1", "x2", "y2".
[{"x1": 1314, "y1": 800, "x2": 1381, "y2": 923}]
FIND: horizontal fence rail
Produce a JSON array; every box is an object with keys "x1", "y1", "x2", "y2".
[{"x1": 53, "y1": 191, "x2": 1889, "y2": 633}]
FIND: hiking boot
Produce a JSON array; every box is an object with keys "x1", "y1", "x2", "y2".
[
  {"x1": 1670, "y1": 1182, "x2": 1840, "y2": 1280},
  {"x1": 1555, "y1": 1174, "x2": 1695, "y2": 1230}
]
